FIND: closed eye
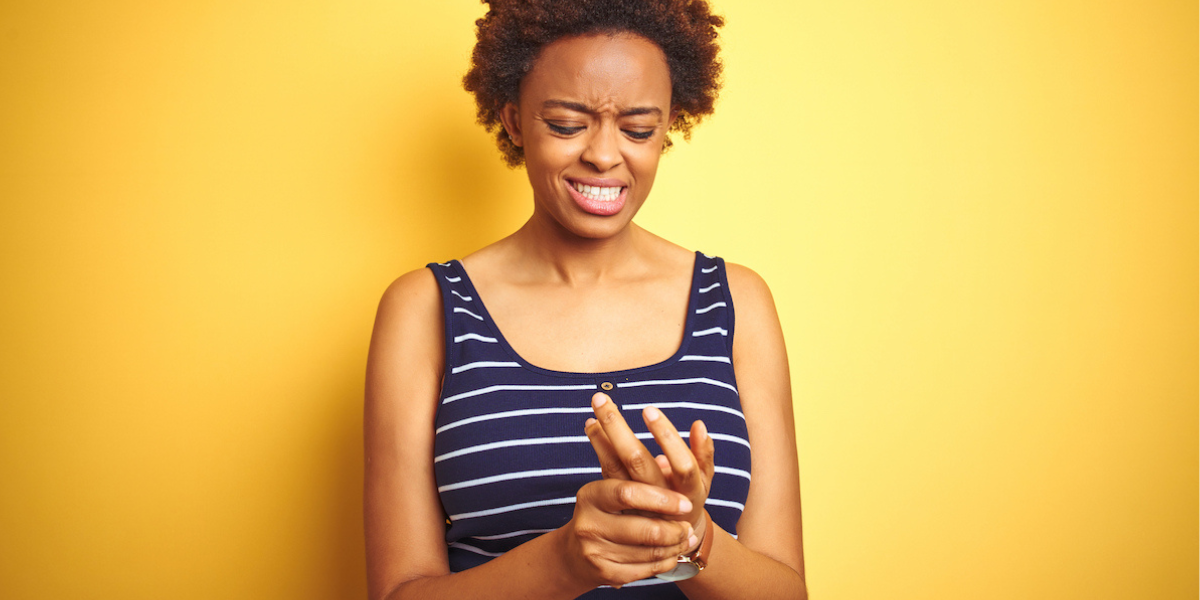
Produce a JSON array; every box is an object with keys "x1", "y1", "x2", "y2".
[
  {"x1": 624, "y1": 130, "x2": 654, "y2": 140},
  {"x1": 547, "y1": 123, "x2": 585, "y2": 135}
]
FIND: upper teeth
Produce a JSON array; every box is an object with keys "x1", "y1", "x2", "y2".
[{"x1": 573, "y1": 182, "x2": 622, "y2": 201}]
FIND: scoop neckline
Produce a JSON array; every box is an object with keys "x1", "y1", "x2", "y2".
[{"x1": 450, "y1": 252, "x2": 704, "y2": 380}]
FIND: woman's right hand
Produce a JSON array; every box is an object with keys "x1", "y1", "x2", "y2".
[{"x1": 558, "y1": 478, "x2": 697, "y2": 588}]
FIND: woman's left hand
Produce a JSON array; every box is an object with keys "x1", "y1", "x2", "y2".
[{"x1": 584, "y1": 391, "x2": 715, "y2": 544}]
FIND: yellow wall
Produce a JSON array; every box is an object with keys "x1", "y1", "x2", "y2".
[{"x1": 0, "y1": 1, "x2": 1194, "y2": 598}]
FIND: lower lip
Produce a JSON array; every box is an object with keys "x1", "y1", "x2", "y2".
[{"x1": 567, "y1": 183, "x2": 627, "y2": 216}]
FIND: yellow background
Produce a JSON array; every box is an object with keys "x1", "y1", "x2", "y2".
[{"x1": 1, "y1": 1, "x2": 1195, "y2": 598}]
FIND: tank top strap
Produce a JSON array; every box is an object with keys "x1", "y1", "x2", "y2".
[
  {"x1": 686, "y1": 252, "x2": 736, "y2": 360},
  {"x1": 426, "y1": 260, "x2": 516, "y2": 375}
]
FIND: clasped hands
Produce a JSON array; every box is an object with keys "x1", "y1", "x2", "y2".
[{"x1": 560, "y1": 391, "x2": 715, "y2": 588}]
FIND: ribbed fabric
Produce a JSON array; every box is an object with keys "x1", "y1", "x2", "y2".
[{"x1": 428, "y1": 252, "x2": 751, "y2": 599}]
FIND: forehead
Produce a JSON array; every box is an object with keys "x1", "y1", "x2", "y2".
[{"x1": 520, "y1": 32, "x2": 673, "y2": 109}]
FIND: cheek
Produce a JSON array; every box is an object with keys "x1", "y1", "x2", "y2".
[
  {"x1": 527, "y1": 138, "x2": 581, "y2": 174},
  {"x1": 630, "y1": 147, "x2": 663, "y2": 180}
]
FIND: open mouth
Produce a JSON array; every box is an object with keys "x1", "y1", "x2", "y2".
[
  {"x1": 569, "y1": 180, "x2": 624, "y2": 202},
  {"x1": 566, "y1": 179, "x2": 628, "y2": 217}
]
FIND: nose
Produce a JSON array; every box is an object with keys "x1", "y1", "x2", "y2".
[{"x1": 580, "y1": 123, "x2": 623, "y2": 173}]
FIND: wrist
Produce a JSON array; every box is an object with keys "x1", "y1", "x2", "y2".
[
  {"x1": 686, "y1": 511, "x2": 709, "y2": 554},
  {"x1": 657, "y1": 510, "x2": 714, "y2": 582},
  {"x1": 550, "y1": 525, "x2": 592, "y2": 591}
]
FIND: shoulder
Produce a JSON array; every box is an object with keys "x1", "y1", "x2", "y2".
[
  {"x1": 375, "y1": 267, "x2": 443, "y2": 329},
  {"x1": 368, "y1": 267, "x2": 445, "y2": 377},
  {"x1": 723, "y1": 261, "x2": 779, "y2": 318},
  {"x1": 722, "y1": 261, "x2": 787, "y2": 378},
  {"x1": 380, "y1": 266, "x2": 441, "y2": 309}
]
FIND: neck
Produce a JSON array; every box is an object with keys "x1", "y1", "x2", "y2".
[{"x1": 506, "y1": 210, "x2": 648, "y2": 285}]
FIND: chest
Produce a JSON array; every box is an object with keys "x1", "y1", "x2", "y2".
[{"x1": 476, "y1": 279, "x2": 690, "y2": 373}]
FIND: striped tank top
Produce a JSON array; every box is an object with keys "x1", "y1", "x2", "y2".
[{"x1": 428, "y1": 252, "x2": 751, "y2": 599}]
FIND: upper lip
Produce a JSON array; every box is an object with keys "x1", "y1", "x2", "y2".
[{"x1": 566, "y1": 177, "x2": 627, "y2": 188}]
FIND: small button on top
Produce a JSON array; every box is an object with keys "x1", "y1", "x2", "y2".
[{"x1": 600, "y1": 382, "x2": 614, "y2": 391}]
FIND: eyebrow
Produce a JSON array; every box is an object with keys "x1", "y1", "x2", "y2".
[{"x1": 542, "y1": 99, "x2": 662, "y2": 118}]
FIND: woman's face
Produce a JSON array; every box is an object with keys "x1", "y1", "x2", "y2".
[{"x1": 501, "y1": 32, "x2": 675, "y2": 240}]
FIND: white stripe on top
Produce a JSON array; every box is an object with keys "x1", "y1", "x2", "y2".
[
  {"x1": 434, "y1": 435, "x2": 590, "y2": 463},
  {"x1": 715, "y1": 465, "x2": 752, "y2": 480},
  {"x1": 705, "y1": 498, "x2": 746, "y2": 511},
  {"x1": 638, "y1": 431, "x2": 751, "y2": 449},
  {"x1": 696, "y1": 301, "x2": 727, "y2": 314},
  {"x1": 438, "y1": 467, "x2": 602, "y2": 492},
  {"x1": 701, "y1": 265, "x2": 718, "y2": 274},
  {"x1": 693, "y1": 327, "x2": 728, "y2": 338},
  {"x1": 706, "y1": 432, "x2": 751, "y2": 449},
  {"x1": 631, "y1": 431, "x2": 751, "y2": 450},
  {"x1": 449, "y1": 542, "x2": 504, "y2": 557},
  {"x1": 679, "y1": 354, "x2": 731, "y2": 364},
  {"x1": 450, "y1": 361, "x2": 522, "y2": 375},
  {"x1": 454, "y1": 307, "x2": 485, "y2": 321},
  {"x1": 621, "y1": 401, "x2": 745, "y2": 420},
  {"x1": 450, "y1": 496, "x2": 577, "y2": 521},
  {"x1": 469, "y1": 528, "x2": 555, "y2": 541},
  {"x1": 451, "y1": 290, "x2": 473, "y2": 302},
  {"x1": 453, "y1": 333, "x2": 498, "y2": 344},
  {"x1": 436, "y1": 406, "x2": 595, "y2": 434},
  {"x1": 442, "y1": 383, "x2": 596, "y2": 405},
  {"x1": 616, "y1": 377, "x2": 738, "y2": 395},
  {"x1": 445, "y1": 276, "x2": 462, "y2": 283},
  {"x1": 698, "y1": 282, "x2": 721, "y2": 293}
]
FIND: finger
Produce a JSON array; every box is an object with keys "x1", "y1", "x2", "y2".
[
  {"x1": 689, "y1": 419, "x2": 716, "y2": 486},
  {"x1": 591, "y1": 555, "x2": 689, "y2": 590},
  {"x1": 591, "y1": 393, "x2": 668, "y2": 487},
  {"x1": 585, "y1": 417, "x2": 631, "y2": 480},
  {"x1": 643, "y1": 407, "x2": 705, "y2": 498},
  {"x1": 582, "y1": 478, "x2": 693, "y2": 517},
  {"x1": 588, "y1": 512, "x2": 693, "y2": 552},
  {"x1": 655, "y1": 454, "x2": 673, "y2": 482},
  {"x1": 618, "y1": 455, "x2": 674, "y2": 519}
]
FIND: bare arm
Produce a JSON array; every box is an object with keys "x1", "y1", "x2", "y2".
[
  {"x1": 364, "y1": 269, "x2": 700, "y2": 600},
  {"x1": 678, "y1": 262, "x2": 806, "y2": 599}
]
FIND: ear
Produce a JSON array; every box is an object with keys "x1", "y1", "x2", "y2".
[{"x1": 498, "y1": 102, "x2": 524, "y2": 147}]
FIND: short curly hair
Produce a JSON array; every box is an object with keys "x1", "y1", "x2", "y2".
[{"x1": 463, "y1": 0, "x2": 725, "y2": 167}]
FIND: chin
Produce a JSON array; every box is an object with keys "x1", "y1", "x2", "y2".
[{"x1": 564, "y1": 215, "x2": 634, "y2": 240}]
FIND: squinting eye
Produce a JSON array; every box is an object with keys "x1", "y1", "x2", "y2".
[
  {"x1": 625, "y1": 130, "x2": 654, "y2": 140},
  {"x1": 547, "y1": 123, "x2": 585, "y2": 135}
]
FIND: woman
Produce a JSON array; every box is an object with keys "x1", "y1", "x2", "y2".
[{"x1": 364, "y1": 1, "x2": 805, "y2": 598}]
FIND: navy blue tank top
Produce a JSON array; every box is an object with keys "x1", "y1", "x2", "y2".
[{"x1": 428, "y1": 252, "x2": 751, "y2": 599}]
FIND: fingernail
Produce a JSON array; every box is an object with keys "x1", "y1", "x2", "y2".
[
  {"x1": 585, "y1": 418, "x2": 597, "y2": 427},
  {"x1": 645, "y1": 406, "x2": 661, "y2": 422},
  {"x1": 687, "y1": 523, "x2": 694, "y2": 538},
  {"x1": 592, "y1": 393, "x2": 608, "y2": 408},
  {"x1": 688, "y1": 534, "x2": 699, "y2": 548},
  {"x1": 698, "y1": 420, "x2": 708, "y2": 439},
  {"x1": 679, "y1": 498, "x2": 692, "y2": 513}
]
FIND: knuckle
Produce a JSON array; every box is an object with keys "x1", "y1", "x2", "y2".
[
  {"x1": 643, "y1": 522, "x2": 665, "y2": 545},
  {"x1": 615, "y1": 481, "x2": 638, "y2": 506},
  {"x1": 674, "y1": 522, "x2": 690, "y2": 543},
  {"x1": 625, "y1": 449, "x2": 653, "y2": 474},
  {"x1": 577, "y1": 524, "x2": 601, "y2": 542},
  {"x1": 676, "y1": 455, "x2": 696, "y2": 473},
  {"x1": 599, "y1": 458, "x2": 625, "y2": 478},
  {"x1": 583, "y1": 546, "x2": 605, "y2": 564}
]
